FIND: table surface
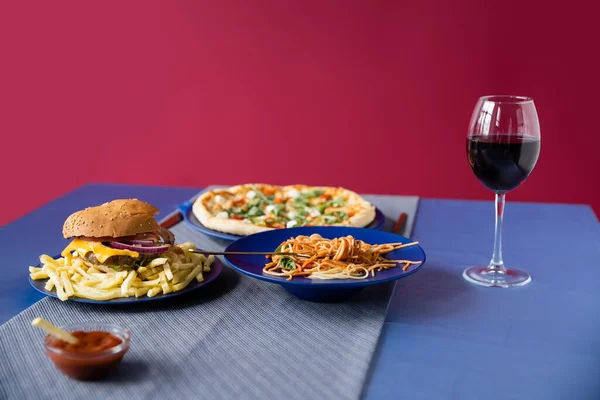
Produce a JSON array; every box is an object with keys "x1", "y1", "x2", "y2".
[{"x1": 2, "y1": 183, "x2": 599, "y2": 400}]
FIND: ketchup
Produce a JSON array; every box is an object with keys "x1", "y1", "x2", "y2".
[{"x1": 45, "y1": 331, "x2": 128, "y2": 380}]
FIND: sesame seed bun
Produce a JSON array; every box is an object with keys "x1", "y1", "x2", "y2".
[{"x1": 62, "y1": 199, "x2": 160, "y2": 239}]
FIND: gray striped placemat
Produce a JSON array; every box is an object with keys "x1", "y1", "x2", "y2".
[{"x1": 0, "y1": 194, "x2": 419, "y2": 400}]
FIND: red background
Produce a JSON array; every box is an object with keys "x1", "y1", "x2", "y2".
[{"x1": 1, "y1": 0, "x2": 598, "y2": 226}]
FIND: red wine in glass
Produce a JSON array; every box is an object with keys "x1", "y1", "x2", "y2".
[
  {"x1": 467, "y1": 134, "x2": 541, "y2": 192},
  {"x1": 463, "y1": 96, "x2": 541, "y2": 288}
]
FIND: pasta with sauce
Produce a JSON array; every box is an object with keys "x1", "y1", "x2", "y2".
[{"x1": 263, "y1": 234, "x2": 422, "y2": 280}]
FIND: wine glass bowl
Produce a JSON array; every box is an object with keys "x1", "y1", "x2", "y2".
[
  {"x1": 464, "y1": 95, "x2": 541, "y2": 287},
  {"x1": 467, "y1": 134, "x2": 540, "y2": 193}
]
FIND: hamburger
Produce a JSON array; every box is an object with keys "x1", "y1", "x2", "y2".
[{"x1": 61, "y1": 199, "x2": 178, "y2": 273}]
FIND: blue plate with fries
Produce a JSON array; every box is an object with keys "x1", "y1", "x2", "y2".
[{"x1": 29, "y1": 256, "x2": 224, "y2": 304}]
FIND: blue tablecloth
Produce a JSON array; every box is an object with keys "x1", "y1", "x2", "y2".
[{"x1": 2, "y1": 184, "x2": 599, "y2": 399}]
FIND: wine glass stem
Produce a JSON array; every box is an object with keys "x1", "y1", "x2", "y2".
[{"x1": 489, "y1": 192, "x2": 507, "y2": 273}]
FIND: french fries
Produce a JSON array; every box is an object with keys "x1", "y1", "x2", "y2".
[
  {"x1": 29, "y1": 242, "x2": 213, "y2": 301},
  {"x1": 148, "y1": 258, "x2": 168, "y2": 268},
  {"x1": 163, "y1": 262, "x2": 174, "y2": 280},
  {"x1": 44, "y1": 280, "x2": 54, "y2": 291}
]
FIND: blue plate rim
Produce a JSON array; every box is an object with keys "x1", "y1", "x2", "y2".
[
  {"x1": 222, "y1": 227, "x2": 426, "y2": 288},
  {"x1": 29, "y1": 257, "x2": 224, "y2": 304},
  {"x1": 179, "y1": 192, "x2": 386, "y2": 241}
]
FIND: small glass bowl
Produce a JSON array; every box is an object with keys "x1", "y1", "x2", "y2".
[{"x1": 44, "y1": 322, "x2": 130, "y2": 380}]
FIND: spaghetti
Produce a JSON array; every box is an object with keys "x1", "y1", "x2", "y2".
[{"x1": 263, "y1": 234, "x2": 422, "y2": 280}]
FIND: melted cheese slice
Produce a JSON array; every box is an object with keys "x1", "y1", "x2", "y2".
[{"x1": 61, "y1": 238, "x2": 139, "y2": 263}]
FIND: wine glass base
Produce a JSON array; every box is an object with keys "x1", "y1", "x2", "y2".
[{"x1": 462, "y1": 266, "x2": 531, "y2": 288}]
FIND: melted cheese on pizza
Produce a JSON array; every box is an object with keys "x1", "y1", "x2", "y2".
[{"x1": 203, "y1": 185, "x2": 370, "y2": 229}]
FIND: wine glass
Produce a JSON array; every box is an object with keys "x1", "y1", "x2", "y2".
[{"x1": 464, "y1": 95, "x2": 541, "y2": 287}]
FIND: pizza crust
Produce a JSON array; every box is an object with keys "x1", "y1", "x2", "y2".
[
  {"x1": 346, "y1": 205, "x2": 376, "y2": 228},
  {"x1": 192, "y1": 184, "x2": 376, "y2": 236}
]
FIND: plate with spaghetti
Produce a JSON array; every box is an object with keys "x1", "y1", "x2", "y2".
[{"x1": 222, "y1": 227, "x2": 426, "y2": 302}]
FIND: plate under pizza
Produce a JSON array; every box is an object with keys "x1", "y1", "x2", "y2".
[{"x1": 179, "y1": 184, "x2": 385, "y2": 241}]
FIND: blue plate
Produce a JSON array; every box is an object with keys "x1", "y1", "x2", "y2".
[
  {"x1": 180, "y1": 200, "x2": 386, "y2": 241},
  {"x1": 29, "y1": 257, "x2": 223, "y2": 304},
  {"x1": 222, "y1": 227, "x2": 426, "y2": 302}
]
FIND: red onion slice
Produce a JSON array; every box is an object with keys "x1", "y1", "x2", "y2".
[
  {"x1": 109, "y1": 242, "x2": 170, "y2": 254},
  {"x1": 128, "y1": 240, "x2": 155, "y2": 247}
]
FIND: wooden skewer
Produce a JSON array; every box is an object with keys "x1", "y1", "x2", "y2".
[
  {"x1": 32, "y1": 317, "x2": 79, "y2": 344},
  {"x1": 393, "y1": 212, "x2": 408, "y2": 235},
  {"x1": 386, "y1": 241, "x2": 419, "y2": 248},
  {"x1": 190, "y1": 241, "x2": 419, "y2": 258},
  {"x1": 189, "y1": 250, "x2": 313, "y2": 258}
]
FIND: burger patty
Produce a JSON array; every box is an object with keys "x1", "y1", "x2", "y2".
[{"x1": 83, "y1": 252, "x2": 163, "y2": 267}]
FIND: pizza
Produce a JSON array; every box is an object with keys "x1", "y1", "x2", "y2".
[{"x1": 192, "y1": 184, "x2": 376, "y2": 236}]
